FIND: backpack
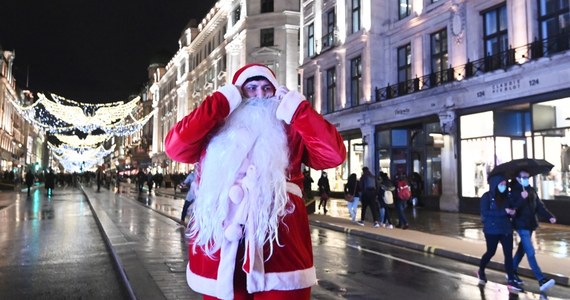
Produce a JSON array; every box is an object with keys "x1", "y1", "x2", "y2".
[{"x1": 396, "y1": 180, "x2": 412, "y2": 201}]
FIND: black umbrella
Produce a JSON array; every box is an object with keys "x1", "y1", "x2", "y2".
[{"x1": 489, "y1": 158, "x2": 554, "y2": 178}]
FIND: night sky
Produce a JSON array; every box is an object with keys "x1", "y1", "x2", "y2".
[{"x1": 0, "y1": 0, "x2": 217, "y2": 103}]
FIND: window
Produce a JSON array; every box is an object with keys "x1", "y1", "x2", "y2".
[
  {"x1": 350, "y1": 56, "x2": 362, "y2": 106},
  {"x1": 305, "y1": 76, "x2": 315, "y2": 107},
  {"x1": 352, "y1": 0, "x2": 361, "y2": 33},
  {"x1": 323, "y1": 10, "x2": 336, "y2": 49},
  {"x1": 483, "y1": 4, "x2": 508, "y2": 70},
  {"x1": 538, "y1": 0, "x2": 570, "y2": 55},
  {"x1": 308, "y1": 23, "x2": 315, "y2": 57},
  {"x1": 260, "y1": 28, "x2": 274, "y2": 47},
  {"x1": 326, "y1": 67, "x2": 336, "y2": 113},
  {"x1": 430, "y1": 29, "x2": 448, "y2": 85},
  {"x1": 397, "y1": 44, "x2": 411, "y2": 83},
  {"x1": 261, "y1": 0, "x2": 274, "y2": 13},
  {"x1": 399, "y1": 0, "x2": 411, "y2": 20},
  {"x1": 233, "y1": 5, "x2": 241, "y2": 25}
]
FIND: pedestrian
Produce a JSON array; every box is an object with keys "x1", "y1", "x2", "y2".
[
  {"x1": 180, "y1": 168, "x2": 197, "y2": 224},
  {"x1": 146, "y1": 171, "x2": 154, "y2": 193},
  {"x1": 510, "y1": 169, "x2": 557, "y2": 292},
  {"x1": 378, "y1": 172, "x2": 394, "y2": 228},
  {"x1": 317, "y1": 171, "x2": 330, "y2": 214},
  {"x1": 164, "y1": 63, "x2": 346, "y2": 299},
  {"x1": 137, "y1": 169, "x2": 146, "y2": 192},
  {"x1": 476, "y1": 174, "x2": 521, "y2": 291},
  {"x1": 96, "y1": 166, "x2": 104, "y2": 192},
  {"x1": 344, "y1": 173, "x2": 360, "y2": 222},
  {"x1": 394, "y1": 173, "x2": 410, "y2": 229},
  {"x1": 45, "y1": 168, "x2": 55, "y2": 197},
  {"x1": 303, "y1": 168, "x2": 314, "y2": 200},
  {"x1": 358, "y1": 167, "x2": 381, "y2": 227},
  {"x1": 25, "y1": 169, "x2": 34, "y2": 196}
]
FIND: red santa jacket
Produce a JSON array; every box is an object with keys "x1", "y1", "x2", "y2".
[{"x1": 165, "y1": 85, "x2": 346, "y2": 297}]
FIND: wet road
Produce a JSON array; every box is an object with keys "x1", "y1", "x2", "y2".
[
  {"x1": 0, "y1": 188, "x2": 127, "y2": 298},
  {"x1": 310, "y1": 228, "x2": 570, "y2": 300}
]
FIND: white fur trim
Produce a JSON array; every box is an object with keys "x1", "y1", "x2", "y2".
[
  {"x1": 187, "y1": 263, "x2": 317, "y2": 296},
  {"x1": 286, "y1": 182, "x2": 302, "y2": 198},
  {"x1": 218, "y1": 85, "x2": 242, "y2": 114},
  {"x1": 276, "y1": 91, "x2": 305, "y2": 124},
  {"x1": 186, "y1": 263, "x2": 218, "y2": 297},
  {"x1": 234, "y1": 66, "x2": 279, "y2": 90},
  {"x1": 262, "y1": 267, "x2": 317, "y2": 291}
]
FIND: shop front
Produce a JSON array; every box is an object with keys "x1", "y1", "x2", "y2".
[
  {"x1": 374, "y1": 118, "x2": 443, "y2": 209},
  {"x1": 459, "y1": 97, "x2": 570, "y2": 224},
  {"x1": 309, "y1": 131, "x2": 364, "y2": 194}
]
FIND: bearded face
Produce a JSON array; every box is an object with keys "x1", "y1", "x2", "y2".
[{"x1": 190, "y1": 96, "x2": 290, "y2": 256}]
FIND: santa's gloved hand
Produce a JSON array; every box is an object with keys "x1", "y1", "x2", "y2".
[
  {"x1": 275, "y1": 85, "x2": 289, "y2": 100},
  {"x1": 276, "y1": 89, "x2": 306, "y2": 124}
]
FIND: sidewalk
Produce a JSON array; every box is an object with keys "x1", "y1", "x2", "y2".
[{"x1": 151, "y1": 188, "x2": 570, "y2": 287}]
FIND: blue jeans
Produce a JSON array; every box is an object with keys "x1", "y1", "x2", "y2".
[
  {"x1": 396, "y1": 200, "x2": 408, "y2": 225},
  {"x1": 347, "y1": 196, "x2": 360, "y2": 221},
  {"x1": 513, "y1": 229, "x2": 545, "y2": 281}
]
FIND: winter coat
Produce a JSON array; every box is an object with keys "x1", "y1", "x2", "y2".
[
  {"x1": 164, "y1": 84, "x2": 346, "y2": 297},
  {"x1": 510, "y1": 182, "x2": 554, "y2": 231},
  {"x1": 480, "y1": 174, "x2": 512, "y2": 235},
  {"x1": 183, "y1": 172, "x2": 196, "y2": 202}
]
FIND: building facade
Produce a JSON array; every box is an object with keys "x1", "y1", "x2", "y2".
[
  {"x1": 300, "y1": 0, "x2": 570, "y2": 224},
  {"x1": 151, "y1": 0, "x2": 301, "y2": 174},
  {"x1": 0, "y1": 49, "x2": 44, "y2": 181}
]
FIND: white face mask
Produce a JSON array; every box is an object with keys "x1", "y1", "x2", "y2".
[
  {"x1": 497, "y1": 184, "x2": 507, "y2": 193},
  {"x1": 518, "y1": 177, "x2": 530, "y2": 187}
]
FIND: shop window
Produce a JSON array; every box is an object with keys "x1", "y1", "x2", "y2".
[
  {"x1": 494, "y1": 110, "x2": 528, "y2": 136},
  {"x1": 376, "y1": 130, "x2": 391, "y2": 148},
  {"x1": 461, "y1": 137, "x2": 495, "y2": 197},
  {"x1": 392, "y1": 129, "x2": 408, "y2": 146},
  {"x1": 460, "y1": 111, "x2": 493, "y2": 139}
]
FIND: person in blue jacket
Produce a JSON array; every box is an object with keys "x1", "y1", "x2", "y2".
[
  {"x1": 510, "y1": 169, "x2": 557, "y2": 292},
  {"x1": 477, "y1": 174, "x2": 521, "y2": 291}
]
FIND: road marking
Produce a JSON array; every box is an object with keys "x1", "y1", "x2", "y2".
[
  {"x1": 348, "y1": 243, "x2": 462, "y2": 278},
  {"x1": 347, "y1": 243, "x2": 559, "y2": 299}
]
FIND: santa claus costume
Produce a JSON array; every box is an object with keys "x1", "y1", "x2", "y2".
[{"x1": 165, "y1": 64, "x2": 346, "y2": 300}]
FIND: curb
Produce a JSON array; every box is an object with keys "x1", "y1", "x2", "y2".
[
  {"x1": 309, "y1": 219, "x2": 570, "y2": 287},
  {"x1": 79, "y1": 185, "x2": 137, "y2": 300}
]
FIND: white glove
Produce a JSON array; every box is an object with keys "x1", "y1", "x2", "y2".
[{"x1": 275, "y1": 85, "x2": 289, "y2": 100}]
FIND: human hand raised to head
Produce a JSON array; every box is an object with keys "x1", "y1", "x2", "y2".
[
  {"x1": 505, "y1": 208, "x2": 516, "y2": 216},
  {"x1": 275, "y1": 85, "x2": 289, "y2": 100}
]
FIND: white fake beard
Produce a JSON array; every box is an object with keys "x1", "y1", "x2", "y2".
[{"x1": 190, "y1": 96, "x2": 290, "y2": 257}]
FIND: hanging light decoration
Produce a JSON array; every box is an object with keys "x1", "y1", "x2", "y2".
[{"x1": 9, "y1": 92, "x2": 155, "y2": 173}]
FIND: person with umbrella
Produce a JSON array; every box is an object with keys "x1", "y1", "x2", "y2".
[
  {"x1": 510, "y1": 168, "x2": 557, "y2": 292},
  {"x1": 476, "y1": 173, "x2": 521, "y2": 291}
]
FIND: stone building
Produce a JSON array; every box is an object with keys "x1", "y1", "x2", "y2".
[
  {"x1": 151, "y1": 0, "x2": 301, "y2": 174},
  {"x1": 299, "y1": 0, "x2": 570, "y2": 223}
]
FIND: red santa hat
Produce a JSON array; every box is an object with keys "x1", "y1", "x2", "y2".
[{"x1": 232, "y1": 64, "x2": 279, "y2": 90}]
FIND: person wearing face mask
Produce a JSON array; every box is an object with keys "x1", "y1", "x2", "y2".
[
  {"x1": 510, "y1": 169, "x2": 557, "y2": 292},
  {"x1": 477, "y1": 174, "x2": 521, "y2": 291}
]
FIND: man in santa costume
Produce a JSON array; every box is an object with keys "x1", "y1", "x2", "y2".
[{"x1": 165, "y1": 63, "x2": 346, "y2": 300}]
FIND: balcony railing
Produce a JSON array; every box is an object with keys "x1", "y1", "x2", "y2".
[
  {"x1": 375, "y1": 32, "x2": 570, "y2": 102},
  {"x1": 321, "y1": 31, "x2": 337, "y2": 50}
]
